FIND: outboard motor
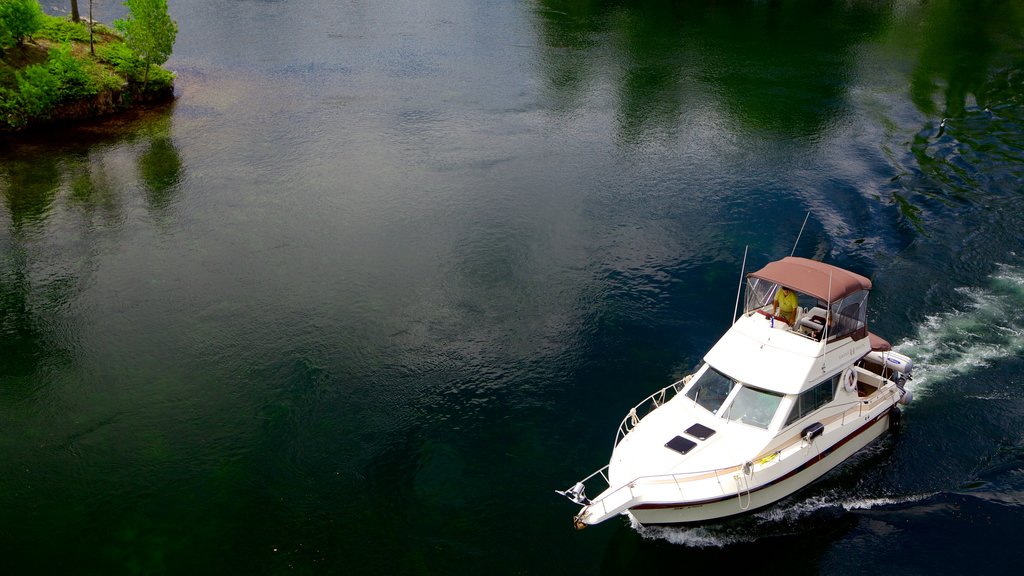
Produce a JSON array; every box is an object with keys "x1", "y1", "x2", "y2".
[
  {"x1": 898, "y1": 387, "x2": 913, "y2": 406},
  {"x1": 865, "y1": 350, "x2": 914, "y2": 377}
]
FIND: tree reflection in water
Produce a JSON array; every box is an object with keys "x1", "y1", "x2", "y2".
[
  {"x1": 533, "y1": 0, "x2": 890, "y2": 142},
  {"x1": 0, "y1": 105, "x2": 183, "y2": 391},
  {"x1": 899, "y1": 0, "x2": 1024, "y2": 229}
]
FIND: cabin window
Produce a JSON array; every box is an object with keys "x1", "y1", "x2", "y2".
[
  {"x1": 827, "y1": 290, "x2": 869, "y2": 340},
  {"x1": 784, "y1": 374, "x2": 839, "y2": 426},
  {"x1": 724, "y1": 386, "x2": 783, "y2": 429},
  {"x1": 684, "y1": 367, "x2": 735, "y2": 415}
]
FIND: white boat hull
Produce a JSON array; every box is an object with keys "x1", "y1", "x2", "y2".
[{"x1": 626, "y1": 408, "x2": 894, "y2": 525}]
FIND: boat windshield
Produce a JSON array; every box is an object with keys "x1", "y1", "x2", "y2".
[
  {"x1": 744, "y1": 277, "x2": 777, "y2": 313},
  {"x1": 744, "y1": 278, "x2": 816, "y2": 316},
  {"x1": 724, "y1": 385, "x2": 783, "y2": 429},
  {"x1": 684, "y1": 367, "x2": 736, "y2": 415}
]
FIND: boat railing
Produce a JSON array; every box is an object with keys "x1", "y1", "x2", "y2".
[
  {"x1": 613, "y1": 376, "x2": 692, "y2": 448},
  {"x1": 836, "y1": 386, "x2": 899, "y2": 426},
  {"x1": 580, "y1": 462, "x2": 742, "y2": 522},
  {"x1": 580, "y1": 385, "x2": 902, "y2": 520}
]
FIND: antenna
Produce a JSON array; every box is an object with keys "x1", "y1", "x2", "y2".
[
  {"x1": 790, "y1": 211, "x2": 811, "y2": 257},
  {"x1": 822, "y1": 270, "x2": 832, "y2": 372},
  {"x1": 732, "y1": 246, "x2": 749, "y2": 324}
]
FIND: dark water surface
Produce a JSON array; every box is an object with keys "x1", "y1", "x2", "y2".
[{"x1": 3, "y1": 1, "x2": 1024, "y2": 573}]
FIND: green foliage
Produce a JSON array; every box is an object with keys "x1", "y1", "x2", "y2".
[
  {"x1": 80, "y1": 55, "x2": 125, "y2": 92},
  {"x1": 15, "y1": 63, "x2": 58, "y2": 116},
  {"x1": 0, "y1": 86, "x2": 26, "y2": 127},
  {"x1": 141, "y1": 62, "x2": 173, "y2": 90},
  {"x1": 38, "y1": 13, "x2": 90, "y2": 42},
  {"x1": 0, "y1": 1, "x2": 176, "y2": 130},
  {"x1": 0, "y1": 0, "x2": 44, "y2": 46},
  {"x1": 97, "y1": 41, "x2": 144, "y2": 77},
  {"x1": 1, "y1": 18, "x2": 14, "y2": 51},
  {"x1": 46, "y1": 41, "x2": 93, "y2": 100},
  {"x1": 0, "y1": 40, "x2": 122, "y2": 128},
  {"x1": 96, "y1": 38, "x2": 174, "y2": 90},
  {"x1": 115, "y1": 0, "x2": 176, "y2": 88}
]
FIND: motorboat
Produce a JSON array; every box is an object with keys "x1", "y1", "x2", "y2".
[{"x1": 557, "y1": 256, "x2": 913, "y2": 527}]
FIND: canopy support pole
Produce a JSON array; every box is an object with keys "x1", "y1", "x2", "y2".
[{"x1": 732, "y1": 246, "x2": 749, "y2": 325}]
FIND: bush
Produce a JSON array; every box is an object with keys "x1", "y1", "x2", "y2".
[
  {"x1": 142, "y1": 63, "x2": 174, "y2": 90},
  {"x1": 15, "y1": 63, "x2": 58, "y2": 116},
  {"x1": 0, "y1": 0, "x2": 43, "y2": 46},
  {"x1": 97, "y1": 41, "x2": 144, "y2": 78},
  {"x1": 0, "y1": 86, "x2": 26, "y2": 127},
  {"x1": 1, "y1": 41, "x2": 109, "y2": 127},
  {"x1": 96, "y1": 40, "x2": 173, "y2": 90},
  {"x1": 46, "y1": 42, "x2": 94, "y2": 101},
  {"x1": 80, "y1": 56, "x2": 125, "y2": 92}
]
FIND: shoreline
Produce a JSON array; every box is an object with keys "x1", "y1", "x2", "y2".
[{"x1": 1, "y1": 82, "x2": 176, "y2": 134}]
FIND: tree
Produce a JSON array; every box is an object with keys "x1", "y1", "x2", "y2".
[
  {"x1": 115, "y1": 0, "x2": 177, "y2": 90},
  {"x1": 70, "y1": 0, "x2": 80, "y2": 23},
  {"x1": 0, "y1": 0, "x2": 44, "y2": 47}
]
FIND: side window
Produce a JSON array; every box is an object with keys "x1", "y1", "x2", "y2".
[
  {"x1": 785, "y1": 374, "x2": 839, "y2": 426},
  {"x1": 828, "y1": 291, "x2": 869, "y2": 340}
]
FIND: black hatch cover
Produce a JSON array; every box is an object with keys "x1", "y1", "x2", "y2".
[
  {"x1": 665, "y1": 436, "x2": 697, "y2": 455},
  {"x1": 685, "y1": 423, "x2": 716, "y2": 440}
]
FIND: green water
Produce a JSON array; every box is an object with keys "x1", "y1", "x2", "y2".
[{"x1": 2, "y1": 1, "x2": 1024, "y2": 574}]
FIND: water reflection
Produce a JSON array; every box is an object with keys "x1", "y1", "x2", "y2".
[
  {"x1": 533, "y1": 0, "x2": 890, "y2": 142},
  {"x1": 1, "y1": 156, "x2": 61, "y2": 230},
  {"x1": 139, "y1": 136, "x2": 184, "y2": 210},
  {"x1": 894, "y1": 0, "x2": 1024, "y2": 228},
  {"x1": 66, "y1": 150, "x2": 124, "y2": 224},
  {"x1": 909, "y1": 0, "x2": 1023, "y2": 118},
  {"x1": 0, "y1": 106, "x2": 183, "y2": 224},
  {"x1": 0, "y1": 247, "x2": 56, "y2": 381},
  {"x1": 0, "y1": 105, "x2": 181, "y2": 388}
]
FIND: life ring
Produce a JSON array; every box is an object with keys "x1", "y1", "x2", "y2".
[{"x1": 842, "y1": 368, "x2": 858, "y2": 394}]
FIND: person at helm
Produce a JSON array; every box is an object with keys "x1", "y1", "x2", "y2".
[{"x1": 772, "y1": 286, "x2": 798, "y2": 325}]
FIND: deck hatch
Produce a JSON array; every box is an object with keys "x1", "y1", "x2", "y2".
[
  {"x1": 684, "y1": 423, "x2": 716, "y2": 440},
  {"x1": 665, "y1": 436, "x2": 697, "y2": 455}
]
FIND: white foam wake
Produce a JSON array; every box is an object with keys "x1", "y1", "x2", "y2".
[
  {"x1": 752, "y1": 490, "x2": 936, "y2": 522},
  {"x1": 634, "y1": 491, "x2": 937, "y2": 548},
  {"x1": 632, "y1": 518, "x2": 754, "y2": 548},
  {"x1": 894, "y1": 263, "x2": 1024, "y2": 398}
]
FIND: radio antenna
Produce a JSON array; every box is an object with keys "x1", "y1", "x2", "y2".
[{"x1": 791, "y1": 211, "x2": 811, "y2": 257}]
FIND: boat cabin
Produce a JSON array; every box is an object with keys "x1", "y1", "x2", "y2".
[
  {"x1": 685, "y1": 258, "x2": 877, "y2": 434},
  {"x1": 743, "y1": 256, "x2": 872, "y2": 342}
]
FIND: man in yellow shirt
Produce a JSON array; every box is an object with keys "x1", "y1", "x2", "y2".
[{"x1": 772, "y1": 286, "x2": 798, "y2": 325}]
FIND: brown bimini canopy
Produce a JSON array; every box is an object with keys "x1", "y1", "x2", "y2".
[{"x1": 748, "y1": 256, "x2": 871, "y2": 303}]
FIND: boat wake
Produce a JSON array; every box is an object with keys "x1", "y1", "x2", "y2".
[
  {"x1": 894, "y1": 263, "x2": 1024, "y2": 399},
  {"x1": 633, "y1": 490, "x2": 937, "y2": 548}
]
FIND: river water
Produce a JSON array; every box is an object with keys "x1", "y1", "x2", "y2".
[{"x1": 2, "y1": 0, "x2": 1023, "y2": 573}]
